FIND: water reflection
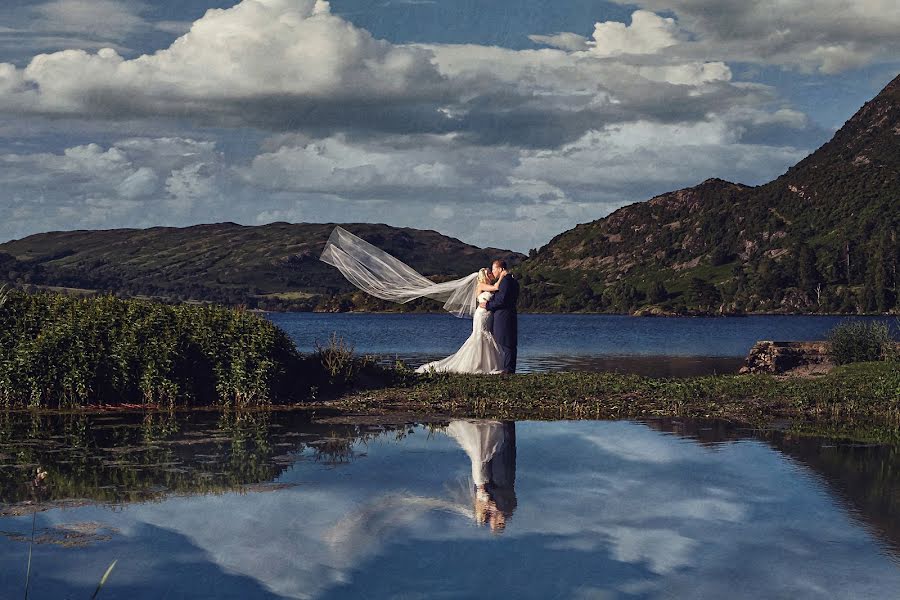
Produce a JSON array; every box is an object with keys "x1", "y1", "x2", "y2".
[
  {"x1": 0, "y1": 411, "x2": 403, "y2": 509},
  {"x1": 644, "y1": 418, "x2": 900, "y2": 558},
  {"x1": 1, "y1": 413, "x2": 899, "y2": 598}
]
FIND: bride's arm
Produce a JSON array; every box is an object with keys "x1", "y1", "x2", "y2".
[{"x1": 478, "y1": 281, "x2": 500, "y2": 293}]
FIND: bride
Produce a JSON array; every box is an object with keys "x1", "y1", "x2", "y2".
[
  {"x1": 415, "y1": 268, "x2": 505, "y2": 374},
  {"x1": 319, "y1": 226, "x2": 505, "y2": 375}
]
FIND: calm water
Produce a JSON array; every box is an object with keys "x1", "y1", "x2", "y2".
[
  {"x1": 266, "y1": 313, "x2": 898, "y2": 375},
  {"x1": 2, "y1": 412, "x2": 899, "y2": 599}
]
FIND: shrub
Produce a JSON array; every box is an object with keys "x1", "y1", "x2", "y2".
[
  {"x1": 0, "y1": 290, "x2": 304, "y2": 408},
  {"x1": 826, "y1": 320, "x2": 892, "y2": 365}
]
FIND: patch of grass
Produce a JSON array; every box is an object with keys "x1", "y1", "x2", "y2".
[{"x1": 334, "y1": 361, "x2": 900, "y2": 425}]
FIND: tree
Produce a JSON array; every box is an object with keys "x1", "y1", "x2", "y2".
[
  {"x1": 709, "y1": 246, "x2": 732, "y2": 266},
  {"x1": 647, "y1": 280, "x2": 668, "y2": 304},
  {"x1": 687, "y1": 277, "x2": 721, "y2": 311},
  {"x1": 796, "y1": 243, "x2": 822, "y2": 296}
]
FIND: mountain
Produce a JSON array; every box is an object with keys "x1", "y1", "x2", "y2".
[
  {"x1": 519, "y1": 74, "x2": 900, "y2": 315},
  {"x1": 0, "y1": 222, "x2": 523, "y2": 311}
]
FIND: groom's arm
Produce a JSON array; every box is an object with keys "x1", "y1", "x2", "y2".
[{"x1": 485, "y1": 278, "x2": 509, "y2": 311}]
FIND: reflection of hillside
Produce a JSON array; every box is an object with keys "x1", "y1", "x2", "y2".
[
  {"x1": 643, "y1": 418, "x2": 900, "y2": 556},
  {"x1": 0, "y1": 411, "x2": 404, "y2": 510}
]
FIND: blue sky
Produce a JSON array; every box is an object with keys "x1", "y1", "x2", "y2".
[{"x1": 0, "y1": 0, "x2": 897, "y2": 251}]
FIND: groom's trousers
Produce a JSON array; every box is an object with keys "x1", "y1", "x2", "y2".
[
  {"x1": 492, "y1": 308, "x2": 518, "y2": 374},
  {"x1": 499, "y1": 343, "x2": 517, "y2": 374}
]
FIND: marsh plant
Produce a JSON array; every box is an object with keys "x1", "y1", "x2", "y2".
[
  {"x1": 0, "y1": 291, "x2": 304, "y2": 408},
  {"x1": 313, "y1": 333, "x2": 376, "y2": 386},
  {"x1": 827, "y1": 320, "x2": 895, "y2": 365}
]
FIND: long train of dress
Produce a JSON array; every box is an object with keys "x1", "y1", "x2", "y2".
[{"x1": 415, "y1": 291, "x2": 503, "y2": 374}]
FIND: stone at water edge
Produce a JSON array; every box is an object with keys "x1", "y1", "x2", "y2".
[{"x1": 740, "y1": 341, "x2": 832, "y2": 375}]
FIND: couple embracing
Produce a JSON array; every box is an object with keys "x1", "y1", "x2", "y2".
[
  {"x1": 320, "y1": 227, "x2": 519, "y2": 375},
  {"x1": 416, "y1": 259, "x2": 519, "y2": 375}
]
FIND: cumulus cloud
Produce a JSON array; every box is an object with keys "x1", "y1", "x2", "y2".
[
  {"x1": 0, "y1": 0, "x2": 787, "y2": 150},
  {"x1": 240, "y1": 134, "x2": 465, "y2": 193},
  {"x1": 601, "y1": 2, "x2": 900, "y2": 73},
  {"x1": 528, "y1": 32, "x2": 590, "y2": 52},
  {"x1": 586, "y1": 10, "x2": 681, "y2": 57}
]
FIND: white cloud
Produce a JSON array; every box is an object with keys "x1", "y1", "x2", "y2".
[
  {"x1": 601, "y1": 2, "x2": 900, "y2": 73},
  {"x1": 587, "y1": 10, "x2": 681, "y2": 57},
  {"x1": 240, "y1": 135, "x2": 464, "y2": 193}
]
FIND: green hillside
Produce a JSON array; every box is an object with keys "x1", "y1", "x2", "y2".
[
  {"x1": 518, "y1": 74, "x2": 900, "y2": 315},
  {"x1": 0, "y1": 222, "x2": 523, "y2": 312}
]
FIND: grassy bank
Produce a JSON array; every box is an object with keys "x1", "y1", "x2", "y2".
[
  {"x1": 0, "y1": 291, "x2": 395, "y2": 408},
  {"x1": 331, "y1": 361, "x2": 900, "y2": 425}
]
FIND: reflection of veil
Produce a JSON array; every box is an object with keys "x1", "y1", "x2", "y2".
[{"x1": 320, "y1": 226, "x2": 480, "y2": 318}]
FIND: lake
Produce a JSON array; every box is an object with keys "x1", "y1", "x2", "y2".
[
  {"x1": 266, "y1": 313, "x2": 898, "y2": 376},
  {"x1": 2, "y1": 412, "x2": 898, "y2": 599}
]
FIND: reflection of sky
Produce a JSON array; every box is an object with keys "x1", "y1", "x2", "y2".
[{"x1": 2, "y1": 421, "x2": 899, "y2": 599}]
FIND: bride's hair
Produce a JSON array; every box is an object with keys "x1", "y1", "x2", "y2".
[{"x1": 477, "y1": 268, "x2": 491, "y2": 284}]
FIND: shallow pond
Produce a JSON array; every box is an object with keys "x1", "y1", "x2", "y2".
[{"x1": 1, "y1": 411, "x2": 899, "y2": 599}]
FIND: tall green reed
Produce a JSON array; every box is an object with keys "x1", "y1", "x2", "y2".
[{"x1": 0, "y1": 291, "x2": 304, "y2": 408}]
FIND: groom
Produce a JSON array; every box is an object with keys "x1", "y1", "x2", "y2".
[{"x1": 480, "y1": 259, "x2": 519, "y2": 374}]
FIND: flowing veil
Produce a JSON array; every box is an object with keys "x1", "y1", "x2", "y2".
[{"x1": 319, "y1": 226, "x2": 480, "y2": 318}]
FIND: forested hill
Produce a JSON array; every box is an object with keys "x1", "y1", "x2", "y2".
[
  {"x1": 518, "y1": 74, "x2": 900, "y2": 315},
  {"x1": 0, "y1": 222, "x2": 524, "y2": 311}
]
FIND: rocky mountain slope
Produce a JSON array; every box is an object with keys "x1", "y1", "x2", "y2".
[{"x1": 519, "y1": 74, "x2": 899, "y2": 314}]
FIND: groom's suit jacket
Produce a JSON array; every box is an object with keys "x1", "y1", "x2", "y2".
[{"x1": 486, "y1": 274, "x2": 519, "y2": 350}]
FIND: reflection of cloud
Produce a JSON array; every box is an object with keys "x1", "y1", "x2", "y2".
[{"x1": 604, "y1": 526, "x2": 695, "y2": 574}]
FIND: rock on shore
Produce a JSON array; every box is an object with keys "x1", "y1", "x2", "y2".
[{"x1": 740, "y1": 341, "x2": 832, "y2": 375}]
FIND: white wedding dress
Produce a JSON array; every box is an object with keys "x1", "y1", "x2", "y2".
[{"x1": 415, "y1": 291, "x2": 504, "y2": 374}]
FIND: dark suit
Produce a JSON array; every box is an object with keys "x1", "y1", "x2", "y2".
[{"x1": 485, "y1": 274, "x2": 519, "y2": 373}]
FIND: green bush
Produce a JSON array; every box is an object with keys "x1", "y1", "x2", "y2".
[
  {"x1": 826, "y1": 320, "x2": 893, "y2": 365},
  {"x1": 0, "y1": 291, "x2": 304, "y2": 408}
]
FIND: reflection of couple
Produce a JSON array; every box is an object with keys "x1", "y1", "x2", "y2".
[
  {"x1": 326, "y1": 420, "x2": 516, "y2": 545},
  {"x1": 447, "y1": 420, "x2": 517, "y2": 531},
  {"x1": 320, "y1": 227, "x2": 519, "y2": 374}
]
